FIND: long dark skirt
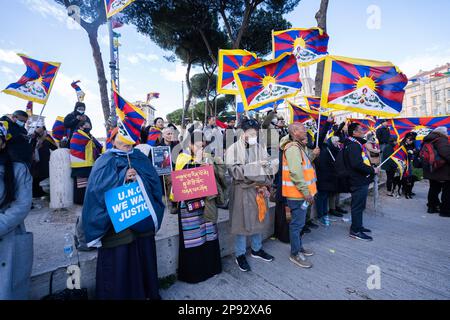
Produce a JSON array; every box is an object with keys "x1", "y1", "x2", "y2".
[
  {"x1": 274, "y1": 200, "x2": 290, "y2": 243},
  {"x1": 177, "y1": 203, "x2": 222, "y2": 283},
  {"x1": 96, "y1": 235, "x2": 160, "y2": 300},
  {"x1": 273, "y1": 151, "x2": 290, "y2": 243}
]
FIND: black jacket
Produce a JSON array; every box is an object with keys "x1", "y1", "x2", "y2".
[
  {"x1": 376, "y1": 126, "x2": 391, "y2": 145},
  {"x1": 63, "y1": 110, "x2": 91, "y2": 139},
  {"x1": 344, "y1": 137, "x2": 375, "y2": 189},
  {"x1": 316, "y1": 139, "x2": 340, "y2": 192},
  {"x1": 0, "y1": 116, "x2": 33, "y2": 166},
  {"x1": 381, "y1": 142, "x2": 397, "y2": 171},
  {"x1": 315, "y1": 121, "x2": 338, "y2": 192}
]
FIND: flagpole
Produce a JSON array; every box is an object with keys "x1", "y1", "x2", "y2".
[
  {"x1": 108, "y1": 17, "x2": 117, "y2": 128},
  {"x1": 377, "y1": 144, "x2": 402, "y2": 169},
  {"x1": 316, "y1": 109, "x2": 321, "y2": 148}
]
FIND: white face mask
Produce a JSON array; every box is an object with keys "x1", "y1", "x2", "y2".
[
  {"x1": 15, "y1": 119, "x2": 25, "y2": 127},
  {"x1": 77, "y1": 109, "x2": 85, "y2": 114},
  {"x1": 247, "y1": 137, "x2": 258, "y2": 145}
]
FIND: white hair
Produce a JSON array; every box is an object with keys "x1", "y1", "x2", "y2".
[{"x1": 433, "y1": 126, "x2": 448, "y2": 136}]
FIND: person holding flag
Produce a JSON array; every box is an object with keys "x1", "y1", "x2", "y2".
[
  {"x1": 142, "y1": 117, "x2": 164, "y2": 146},
  {"x1": 64, "y1": 101, "x2": 92, "y2": 140},
  {"x1": 344, "y1": 123, "x2": 380, "y2": 241},
  {"x1": 69, "y1": 121, "x2": 102, "y2": 205}
]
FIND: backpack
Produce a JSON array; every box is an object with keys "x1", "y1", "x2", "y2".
[
  {"x1": 419, "y1": 138, "x2": 446, "y2": 173},
  {"x1": 335, "y1": 146, "x2": 351, "y2": 193}
]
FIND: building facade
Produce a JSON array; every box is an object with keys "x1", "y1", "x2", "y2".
[
  {"x1": 402, "y1": 63, "x2": 450, "y2": 117},
  {"x1": 134, "y1": 101, "x2": 155, "y2": 127}
]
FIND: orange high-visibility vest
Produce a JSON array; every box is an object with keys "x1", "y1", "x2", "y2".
[{"x1": 282, "y1": 145, "x2": 317, "y2": 199}]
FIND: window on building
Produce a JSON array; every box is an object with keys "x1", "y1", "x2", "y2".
[
  {"x1": 435, "y1": 90, "x2": 441, "y2": 101},
  {"x1": 412, "y1": 108, "x2": 418, "y2": 116},
  {"x1": 447, "y1": 101, "x2": 450, "y2": 113},
  {"x1": 412, "y1": 97, "x2": 417, "y2": 105},
  {"x1": 447, "y1": 88, "x2": 450, "y2": 99}
]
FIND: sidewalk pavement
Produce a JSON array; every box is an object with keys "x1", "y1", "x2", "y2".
[{"x1": 160, "y1": 180, "x2": 450, "y2": 300}]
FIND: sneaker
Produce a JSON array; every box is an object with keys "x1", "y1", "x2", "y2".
[
  {"x1": 335, "y1": 206, "x2": 348, "y2": 214},
  {"x1": 235, "y1": 255, "x2": 251, "y2": 272},
  {"x1": 289, "y1": 253, "x2": 313, "y2": 268},
  {"x1": 300, "y1": 248, "x2": 314, "y2": 256},
  {"x1": 329, "y1": 209, "x2": 343, "y2": 218},
  {"x1": 360, "y1": 227, "x2": 372, "y2": 233},
  {"x1": 319, "y1": 216, "x2": 330, "y2": 227},
  {"x1": 306, "y1": 220, "x2": 319, "y2": 229},
  {"x1": 387, "y1": 192, "x2": 394, "y2": 197},
  {"x1": 327, "y1": 215, "x2": 338, "y2": 222},
  {"x1": 349, "y1": 231, "x2": 373, "y2": 242},
  {"x1": 251, "y1": 249, "x2": 274, "y2": 262}
]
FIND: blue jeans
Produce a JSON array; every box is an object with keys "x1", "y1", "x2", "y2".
[
  {"x1": 350, "y1": 185, "x2": 369, "y2": 233},
  {"x1": 287, "y1": 199, "x2": 308, "y2": 256},
  {"x1": 315, "y1": 191, "x2": 329, "y2": 218},
  {"x1": 235, "y1": 234, "x2": 263, "y2": 257}
]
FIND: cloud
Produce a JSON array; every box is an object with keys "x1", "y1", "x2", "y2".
[
  {"x1": 0, "y1": 66, "x2": 15, "y2": 74},
  {"x1": 23, "y1": 0, "x2": 67, "y2": 22},
  {"x1": 160, "y1": 63, "x2": 186, "y2": 82},
  {"x1": 398, "y1": 47, "x2": 450, "y2": 77},
  {"x1": 0, "y1": 49, "x2": 23, "y2": 64},
  {"x1": 22, "y1": 0, "x2": 81, "y2": 30},
  {"x1": 125, "y1": 53, "x2": 159, "y2": 65}
]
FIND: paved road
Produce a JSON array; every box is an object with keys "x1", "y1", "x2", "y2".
[{"x1": 161, "y1": 180, "x2": 450, "y2": 300}]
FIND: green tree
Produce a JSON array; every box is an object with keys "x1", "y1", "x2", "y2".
[
  {"x1": 54, "y1": 0, "x2": 111, "y2": 131},
  {"x1": 166, "y1": 108, "x2": 184, "y2": 125},
  {"x1": 126, "y1": 0, "x2": 300, "y2": 127},
  {"x1": 126, "y1": 1, "x2": 228, "y2": 128}
]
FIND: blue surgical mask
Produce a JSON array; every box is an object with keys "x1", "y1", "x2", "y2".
[
  {"x1": 77, "y1": 109, "x2": 85, "y2": 115},
  {"x1": 16, "y1": 120, "x2": 25, "y2": 127}
]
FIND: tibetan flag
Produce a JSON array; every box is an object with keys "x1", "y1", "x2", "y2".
[
  {"x1": 287, "y1": 101, "x2": 327, "y2": 144},
  {"x1": 349, "y1": 119, "x2": 377, "y2": 133},
  {"x1": 288, "y1": 101, "x2": 328, "y2": 125},
  {"x1": 391, "y1": 145, "x2": 409, "y2": 178},
  {"x1": 111, "y1": 13, "x2": 124, "y2": 29},
  {"x1": 321, "y1": 56, "x2": 408, "y2": 117},
  {"x1": 113, "y1": 83, "x2": 146, "y2": 145},
  {"x1": 51, "y1": 116, "x2": 66, "y2": 142},
  {"x1": 46, "y1": 134, "x2": 58, "y2": 148},
  {"x1": 146, "y1": 127, "x2": 161, "y2": 147},
  {"x1": 217, "y1": 49, "x2": 260, "y2": 95},
  {"x1": 234, "y1": 53, "x2": 302, "y2": 110},
  {"x1": 104, "y1": 0, "x2": 135, "y2": 18},
  {"x1": 146, "y1": 92, "x2": 160, "y2": 103},
  {"x1": 26, "y1": 101, "x2": 33, "y2": 116},
  {"x1": 3, "y1": 54, "x2": 60, "y2": 104},
  {"x1": 272, "y1": 28, "x2": 329, "y2": 66},
  {"x1": 303, "y1": 96, "x2": 322, "y2": 112},
  {"x1": 392, "y1": 116, "x2": 450, "y2": 142}
]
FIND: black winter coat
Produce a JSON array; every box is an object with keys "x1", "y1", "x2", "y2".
[
  {"x1": 316, "y1": 139, "x2": 340, "y2": 192},
  {"x1": 344, "y1": 137, "x2": 375, "y2": 189},
  {"x1": 376, "y1": 126, "x2": 391, "y2": 145}
]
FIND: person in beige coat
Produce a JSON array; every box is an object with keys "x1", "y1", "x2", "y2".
[{"x1": 225, "y1": 118, "x2": 279, "y2": 272}]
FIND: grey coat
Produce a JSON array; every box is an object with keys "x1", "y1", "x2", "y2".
[
  {"x1": 225, "y1": 138, "x2": 278, "y2": 235},
  {"x1": 0, "y1": 163, "x2": 33, "y2": 300}
]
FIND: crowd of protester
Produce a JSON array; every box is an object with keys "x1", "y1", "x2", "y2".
[{"x1": 0, "y1": 101, "x2": 449, "y2": 300}]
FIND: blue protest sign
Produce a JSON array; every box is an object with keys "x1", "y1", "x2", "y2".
[{"x1": 105, "y1": 181, "x2": 151, "y2": 233}]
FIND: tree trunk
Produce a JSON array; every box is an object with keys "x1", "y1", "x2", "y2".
[
  {"x1": 182, "y1": 59, "x2": 193, "y2": 129},
  {"x1": 205, "y1": 75, "x2": 210, "y2": 124},
  {"x1": 314, "y1": 0, "x2": 329, "y2": 97},
  {"x1": 87, "y1": 28, "x2": 110, "y2": 132}
]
